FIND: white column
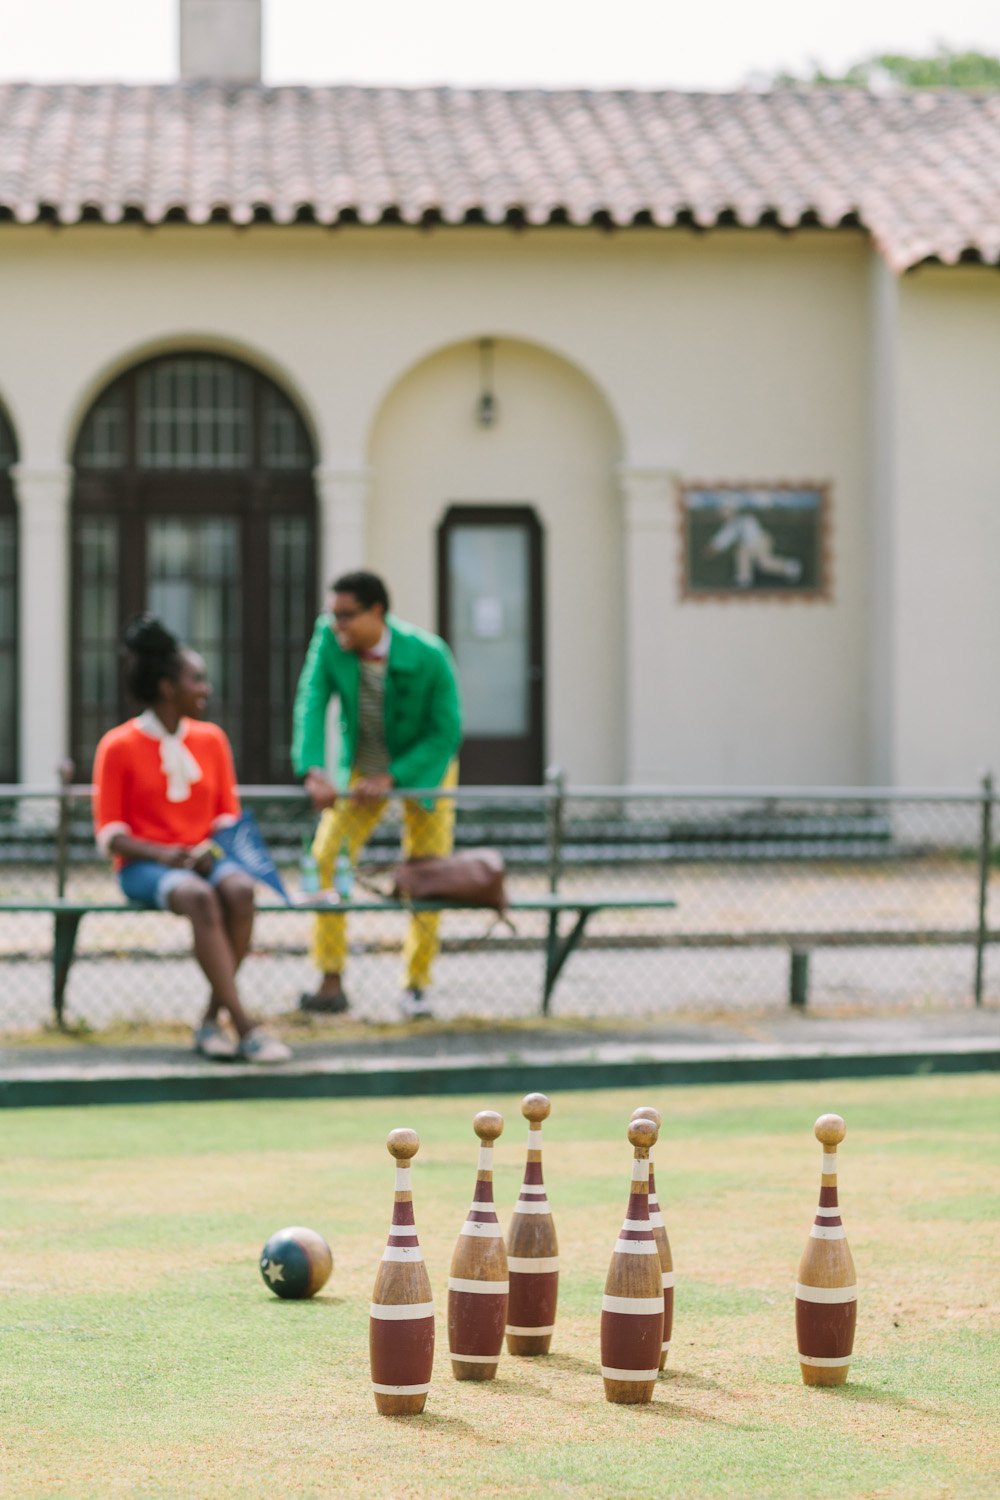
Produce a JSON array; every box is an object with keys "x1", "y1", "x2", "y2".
[
  {"x1": 314, "y1": 466, "x2": 370, "y2": 591},
  {"x1": 617, "y1": 465, "x2": 675, "y2": 785},
  {"x1": 12, "y1": 464, "x2": 72, "y2": 785},
  {"x1": 867, "y1": 254, "x2": 899, "y2": 786}
]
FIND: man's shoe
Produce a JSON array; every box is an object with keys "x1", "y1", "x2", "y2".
[
  {"x1": 298, "y1": 990, "x2": 349, "y2": 1015},
  {"x1": 193, "y1": 1021, "x2": 238, "y2": 1060},
  {"x1": 237, "y1": 1028, "x2": 293, "y2": 1064},
  {"x1": 399, "y1": 988, "x2": 433, "y2": 1021}
]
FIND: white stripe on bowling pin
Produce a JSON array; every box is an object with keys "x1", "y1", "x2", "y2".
[
  {"x1": 795, "y1": 1282, "x2": 857, "y2": 1304},
  {"x1": 507, "y1": 1255, "x2": 559, "y2": 1273},
  {"x1": 602, "y1": 1294, "x2": 664, "y2": 1315},
  {"x1": 370, "y1": 1300, "x2": 435, "y2": 1319},
  {"x1": 448, "y1": 1277, "x2": 509, "y2": 1294}
]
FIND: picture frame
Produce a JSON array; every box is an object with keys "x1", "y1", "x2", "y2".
[{"x1": 679, "y1": 482, "x2": 830, "y2": 601}]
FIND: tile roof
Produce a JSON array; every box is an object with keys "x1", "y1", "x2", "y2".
[{"x1": 1, "y1": 82, "x2": 999, "y2": 270}]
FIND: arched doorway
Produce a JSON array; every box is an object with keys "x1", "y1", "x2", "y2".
[
  {"x1": 0, "y1": 403, "x2": 17, "y2": 782},
  {"x1": 71, "y1": 353, "x2": 317, "y2": 781},
  {"x1": 368, "y1": 338, "x2": 623, "y2": 785}
]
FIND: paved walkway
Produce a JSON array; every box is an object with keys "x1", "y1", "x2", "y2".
[{"x1": 0, "y1": 1008, "x2": 996, "y2": 1106}]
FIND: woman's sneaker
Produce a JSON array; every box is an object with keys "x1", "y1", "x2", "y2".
[
  {"x1": 237, "y1": 1027, "x2": 293, "y2": 1065},
  {"x1": 193, "y1": 1021, "x2": 238, "y2": 1061}
]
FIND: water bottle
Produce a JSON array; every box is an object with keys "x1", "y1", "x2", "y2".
[
  {"x1": 299, "y1": 835, "x2": 320, "y2": 895},
  {"x1": 334, "y1": 841, "x2": 354, "y2": 901}
]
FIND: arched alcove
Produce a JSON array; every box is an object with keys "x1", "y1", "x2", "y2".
[
  {"x1": 0, "y1": 402, "x2": 18, "y2": 782},
  {"x1": 368, "y1": 338, "x2": 623, "y2": 784},
  {"x1": 71, "y1": 351, "x2": 318, "y2": 781}
]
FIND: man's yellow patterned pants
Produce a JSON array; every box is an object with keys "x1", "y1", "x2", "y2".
[{"x1": 310, "y1": 762, "x2": 458, "y2": 990}]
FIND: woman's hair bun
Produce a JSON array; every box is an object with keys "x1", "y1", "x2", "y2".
[
  {"x1": 122, "y1": 614, "x2": 183, "y2": 705},
  {"x1": 124, "y1": 614, "x2": 180, "y2": 658}
]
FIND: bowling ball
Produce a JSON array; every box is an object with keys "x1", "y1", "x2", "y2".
[{"x1": 259, "y1": 1225, "x2": 333, "y2": 1300}]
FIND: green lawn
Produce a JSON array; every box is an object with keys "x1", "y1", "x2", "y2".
[{"x1": 0, "y1": 1074, "x2": 997, "y2": 1499}]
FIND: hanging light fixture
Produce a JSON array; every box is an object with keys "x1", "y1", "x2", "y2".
[{"x1": 476, "y1": 338, "x2": 498, "y2": 428}]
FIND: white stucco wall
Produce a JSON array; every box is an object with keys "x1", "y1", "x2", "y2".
[
  {"x1": 894, "y1": 267, "x2": 1000, "y2": 786},
  {"x1": 0, "y1": 221, "x2": 872, "y2": 785}
]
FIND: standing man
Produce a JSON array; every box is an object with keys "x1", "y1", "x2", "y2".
[{"x1": 291, "y1": 571, "x2": 462, "y2": 1020}]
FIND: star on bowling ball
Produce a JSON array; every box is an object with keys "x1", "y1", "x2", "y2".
[{"x1": 259, "y1": 1226, "x2": 333, "y2": 1300}]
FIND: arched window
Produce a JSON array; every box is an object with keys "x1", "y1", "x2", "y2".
[
  {"x1": 0, "y1": 404, "x2": 17, "y2": 782},
  {"x1": 72, "y1": 354, "x2": 317, "y2": 782}
]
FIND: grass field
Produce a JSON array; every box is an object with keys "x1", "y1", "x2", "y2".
[{"x1": 0, "y1": 1074, "x2": 997, "y2": 1500}]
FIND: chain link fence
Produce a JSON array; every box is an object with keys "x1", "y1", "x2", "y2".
[{"x1": 0, "y1": 774, "x2": 997, "y2": 1032}]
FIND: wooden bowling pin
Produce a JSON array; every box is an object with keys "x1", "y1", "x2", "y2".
[
  {"x1": 601, "y1": 1117, "x2": 664, "y2": 1405},
  {"x1": 448, "y1": 1110, "x2": 508, "y2": 1381},
  {"x1": 369, "y1": 1128, "x2": 435, "y2": 1415},
  {"x1": 506, "y1": 1092, "x2": 559, "y2": 1356},
  {"x1": 631, "y1": 1105, "x2": 674, "y2": 1371},
  {"x1": 796, "y1": 1113, "x2": 857, "y2": 1387}
]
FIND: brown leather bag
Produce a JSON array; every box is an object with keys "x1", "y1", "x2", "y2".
[{"x1": 392, "y1": 847, "x2": 508, "y2": 914}]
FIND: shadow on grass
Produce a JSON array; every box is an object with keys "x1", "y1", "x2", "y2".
[
  {"x1": 537, "y1": 1352, "x2": 601, "y2": 1376},
  {"x1": 660, "y1": 1368, "x2": 730, "y2": 1394},
  {"x1": 262, "y1": 1296, "x2": 347, "y2": 1310},
  {"x1": 387, "y1": 1411, "x2": 497, "y2": 1440},
  {"x1": 630, "y1": 1398, "x2": 736, "y2": 1426},
  {"x1": 812, "y1": 1381, "x2": 940, "y2": 1416}
]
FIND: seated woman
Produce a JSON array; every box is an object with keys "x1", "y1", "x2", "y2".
[{"x1": 92, "y1": 615, "x2": 291, "y2": 1064}]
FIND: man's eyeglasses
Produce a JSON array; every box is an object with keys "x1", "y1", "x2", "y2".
[{"x1": 331, "y1": 605, "x2": 368, "y2": 623}]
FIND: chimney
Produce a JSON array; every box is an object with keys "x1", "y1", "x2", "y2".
[{"x1": 180, "y1": 0, "x2": 262, "y2": 82}]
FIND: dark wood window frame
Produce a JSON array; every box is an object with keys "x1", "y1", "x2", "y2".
[
  {"x1": 71, "y1": 354, "x2": 318, "y2": 783},
  {"x1": 437, "y1": 503, "x2": 545, "y2": 786},
  {"x1": 0, "y1": 404, "x2": 18, "y2": 783}
]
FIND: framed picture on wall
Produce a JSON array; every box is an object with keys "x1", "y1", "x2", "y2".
[{"x1": 679, "y1": 483, "x2": 830, "y2": 600}]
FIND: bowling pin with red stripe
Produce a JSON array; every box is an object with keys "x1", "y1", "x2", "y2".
[
  {"x1": 631, "y1": 1105, "x2": 674, "y2": 1371},
  {"x1": 796, "y1": 1113, "x2": 857, "y2": 1386},
  {"x1": 369, "y1": 1128, "x2": 435, "y2": 1415},
  {"x1": 448, "y1": 1110, "x2": 508, "y2": 1380},
  {"x1": 506, "y1": 1092, "x2": 559, "y2": 1356},
  {"x1": 601, "y1": 1117, "x2": 664, "y2": 1405}
]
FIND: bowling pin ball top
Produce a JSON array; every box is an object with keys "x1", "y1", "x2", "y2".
[
  {"x1": 386, "y1": 1127, "x2": 420, "y2": 1160},
  {"x1": 814, "y1": 1114, "x2": 847, "y2": 1146},
  {"x1": 520, "y1": 1093, "x2": 551, "y2": 1122},
  {"x1": 630, "y1": 1105, "x2": 662, "y2": 1129},
  {"x1": 627, "y1": 1117, "x2": 658, "y2": 1150},
  {"x1": 474, "y1": 1110, "x2": 504, "y2": 1141},
  {"x1": 259, "y1": 1226, "x2": 333, "y2": 1300}
]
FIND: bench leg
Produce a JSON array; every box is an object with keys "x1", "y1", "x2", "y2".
[
  {"x1": 53, "y1": 912, "x2": 83, "y2": 1028},
  {"x1": 789, "y1": 949, "x2": 810, "y2": 1009},
  {"x1": 542, "y1": 908, "x2": 592, "y2": 1016}
]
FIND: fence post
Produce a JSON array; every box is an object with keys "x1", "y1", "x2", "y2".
[
  {"x1": 545, "y1": 764, "x2": 565, "y2": 895},
  {"x1": 55, "y1": 758, "x2": 74, "y2": 899},
  {"x1": 974, "y1": 769, "x2": 994, "y2": 1006}
]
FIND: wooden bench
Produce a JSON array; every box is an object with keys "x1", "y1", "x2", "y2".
[{"x1": 0, "y1": 893, "x2": 677, "y2": 1024}]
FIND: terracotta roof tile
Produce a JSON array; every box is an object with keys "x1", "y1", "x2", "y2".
[{"x1": 0, "y1": 82, "x2": 998, "y2": 268}]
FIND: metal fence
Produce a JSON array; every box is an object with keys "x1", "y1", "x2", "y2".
[{"x1": 0, "y1": 772, "x2": 998, "y2": 1032}]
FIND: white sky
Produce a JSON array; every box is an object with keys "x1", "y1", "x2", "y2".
[{"x1": 0, "y1": 0, "x2": 998, "y2": 90}]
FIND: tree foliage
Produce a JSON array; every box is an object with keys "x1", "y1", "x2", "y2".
[{"x1": 772, "y1": 49, "x2": 1000, "y2": 92}]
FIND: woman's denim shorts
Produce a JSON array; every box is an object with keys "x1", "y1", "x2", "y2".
[{"x1": 118, "y1": 858, "x2": 245, "y2": 910}]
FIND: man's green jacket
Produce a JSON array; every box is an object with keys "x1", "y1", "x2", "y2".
[{"x1": 291, "y1": 612, "x2": 463, "y2": 791}]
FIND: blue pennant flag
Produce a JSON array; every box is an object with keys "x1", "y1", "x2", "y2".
[{"x1": 210, "y1": 810, "x2": 291, "y2": 906}]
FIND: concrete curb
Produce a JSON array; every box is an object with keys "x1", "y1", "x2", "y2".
[{"x1": 0, "y1": 1040, "x2": 995, "y2": 1108}]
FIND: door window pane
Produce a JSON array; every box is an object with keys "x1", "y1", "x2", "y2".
[
  {"x1": 138, "y1": 358, "x2": 251, "y2": 469},
  {"x1": 147, "y1": 520, "x2": 242, "y2": 753},
  {"x1": 76, "y1": 519, "x2": 120, "y2": 768},
  {"x1": 262, "y1": 386, "x2": 312, "y2": 470},
  {"x1": 76, "y1": 386, "x2": 126, "y2": 468},
  {"x1": 269, "y1": 517, "x2": 312, "y2": 773},
  {"x1": 447, "y1": 524, "x2": 529, "y2": 736}
]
